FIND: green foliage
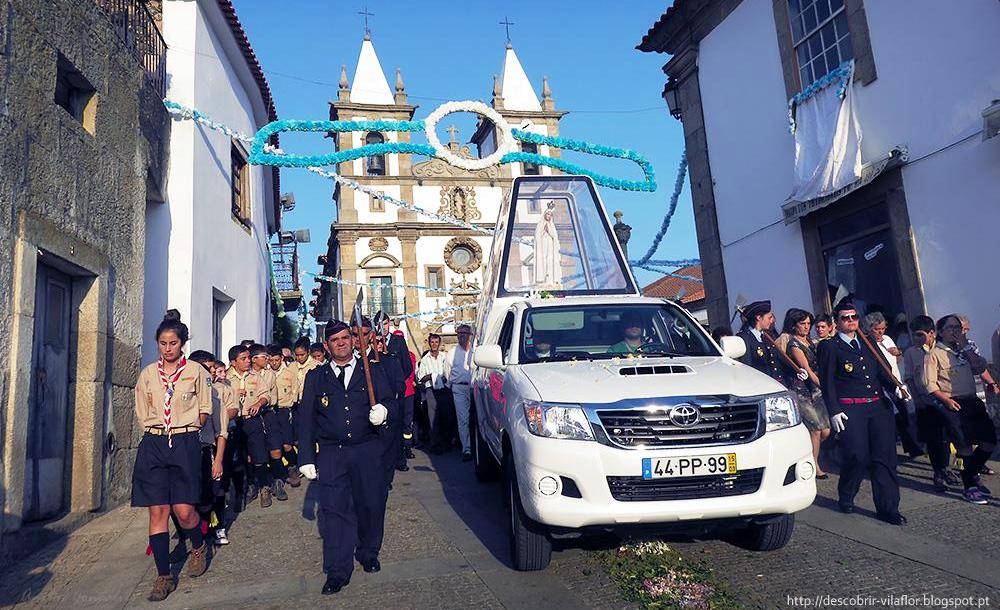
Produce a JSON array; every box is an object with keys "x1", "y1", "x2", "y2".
[{"x1": 600, "y1": 540, "x2": 744, "y2": 610}]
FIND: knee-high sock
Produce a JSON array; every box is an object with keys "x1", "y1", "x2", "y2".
[
  {"x1": 283, "y1": 448, "x2": 298, "y2": 468},
  {"x1": 254, "y1": 463, "x2": 270, "y2": 488},
  {"x1": 149, "y1": 532, "x2": 171, "y2": 576},
  {"x1": 269, "y1": 456, "x2": 287, "y2": 481},
  {"x1": 183, "y1": 520, "x2": 205, "y2": 549}
]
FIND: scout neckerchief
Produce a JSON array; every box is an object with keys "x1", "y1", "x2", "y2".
[
  {"x1": 157, "y1": 355, "x2": 187, "y2": 447},
  {"x1": 230, "y1": 368, "x2": 249, "y2": 414}
]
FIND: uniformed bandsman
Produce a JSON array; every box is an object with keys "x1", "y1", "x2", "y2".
[
  {"x1": 817, "y1": 301, "x2": 907, "y2": 524},
  {"x1": 298, "y1": 321, "x2": 393, "y2": 595},
  {"x1": 132, "y1": 310, "x2": 212, "y2": 602},
  {"x1": 736, "y1": 300, "x2": 788, "y2": 385}
]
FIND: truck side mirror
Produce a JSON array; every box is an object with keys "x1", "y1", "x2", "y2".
[
  {"x1": 474, "y1": 344, "x2": 505, "y2": 369},
  {"x1": 720, "y1": 336, "x2": 746, "y2": 359}
]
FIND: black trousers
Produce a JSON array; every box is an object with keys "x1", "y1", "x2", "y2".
[
  {"x1": 381, "y1": 400, "x2": 403, "y2": 488},
  {"x1": 837, "y1": 400, "x2": 900, "y2": 516},
  {"x1": 317, "y1": 439, "x2": 385, "y2": 580}
]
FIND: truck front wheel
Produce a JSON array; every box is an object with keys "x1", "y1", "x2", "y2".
[
  {"x1": 736, "y1": 514, "x2": 795, "y2": 551},
  {"x1": 504, "y1": 453, "x2": 552, "y2": 570}
]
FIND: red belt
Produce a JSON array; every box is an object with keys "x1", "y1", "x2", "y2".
[{"x1": 838, "y1": 397, "x2": 880, "y2": 405}]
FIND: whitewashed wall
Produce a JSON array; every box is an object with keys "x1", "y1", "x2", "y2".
[
  {"x1": 143, "y1": 0, "x2": 274, "y2": 364},
  {"x1": 696, "y1": 0, "x2": 1000, "y2": 345}
]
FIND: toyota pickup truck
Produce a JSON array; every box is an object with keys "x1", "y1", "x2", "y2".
[{"x1": 469, "y1": 175, "x2": 816, "y2": 571}]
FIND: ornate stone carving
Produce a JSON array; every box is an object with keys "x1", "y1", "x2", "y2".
[
  {"x1": 448, "y1": 277, "x2": 480, "y2": 325},
  {"x1": 412, "y1": 147, "x2": 501, "y2": 181},
  {"x1": 368, "y1": 236, "x2": 388, "y2": 252},
  {"x1": 443, "y1": 237, "x2": 483, "y2": 274},
  {"x1": 437, "y1": 186, "x2": 482, "y2": 222}
]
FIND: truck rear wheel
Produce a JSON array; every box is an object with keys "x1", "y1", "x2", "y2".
[
  {"x1": 736, "y1": 514, "x2": 795, "y2": 551},
  {"x1": 472, "y1": 416, "x2": 500, "y2": 482},
  {"x1": 504, "y1": 454, "x2": 552, "y2": 571}
]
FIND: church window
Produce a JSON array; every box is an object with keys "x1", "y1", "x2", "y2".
[
  {"x1": 231, "y1": 140, "x2": 251, "y2": 227},
  {"x1": 426, "y1": 266, "x2": 445, "y2": 296},
  {"x1": 365, "y1": 131, "x2": 386, "y2": 176},
  {"x1": 522, "y1": 142, "x2": 540, "y2": 176}
]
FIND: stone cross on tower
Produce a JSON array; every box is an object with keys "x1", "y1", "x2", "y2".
[
  {"x1": 500, "y1": 16, "x2": 515, "y2": 47},
  {"x1": 359, "y1": 5, "x2": 374, "y2": 40},
  {"x1": 447, "y1": 125, "x2": 459, "y2": 149}
]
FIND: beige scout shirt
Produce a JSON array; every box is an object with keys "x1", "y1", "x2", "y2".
[
  {"x1": 228, "y1": 366, "x2": 277, "y2": 415},
  {"x1": 275, "y1": 364, "x2": 297, "y2": 408},
  {"x1": 294, "y1": 359, "x2": 317, "y2": 402},
  {"x1": 135, "y1": 361, "x2": 212, "y2": 430},
  {"x1": 924, "y1": 341, "x2": 984, "y2": 398},
  {"x1": 200, "y1": 380, "x2": 233, "y2": 444}
]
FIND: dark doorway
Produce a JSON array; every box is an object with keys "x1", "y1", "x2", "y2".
[
  {"x1": 818, "y1": 202, "x2": 904, "y2": 323},
  {"x1": 25, "y1": 262, "x2": 73, "y2": 522}
]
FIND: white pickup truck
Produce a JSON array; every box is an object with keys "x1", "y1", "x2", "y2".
[{"x1": 469, "y1": 176, "x2": 816, "y2": 571}]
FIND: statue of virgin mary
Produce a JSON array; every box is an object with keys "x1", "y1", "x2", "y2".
[{"x1": 533, "y1": 203, "x2": 562, "y2": 289}]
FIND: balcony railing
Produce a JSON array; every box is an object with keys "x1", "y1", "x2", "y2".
[
  {"x1": 95, "y1": 0, "x2": 167, "y2": 97},
  {"x1": 365, "y1": 299, "x2": 406, "y2": 318},
  {"x1": 270, "y1": 242, "x2": 299, "y2": 294}
]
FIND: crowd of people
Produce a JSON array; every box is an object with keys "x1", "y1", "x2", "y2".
[
  {"x1": 723, "y1": 300, "x2": 999, "y2": 526},
  {"x1": 133, "y1": 309, "x2": 478, "y2": 601}
]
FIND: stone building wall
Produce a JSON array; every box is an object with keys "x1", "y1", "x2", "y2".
[{"x1": 0, "y1": 0, "x2": 168, "y2": 535}]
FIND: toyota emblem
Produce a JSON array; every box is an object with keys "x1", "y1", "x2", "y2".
[{"x1": 668, "y1": 404, "x2": 700, "y2": 427}]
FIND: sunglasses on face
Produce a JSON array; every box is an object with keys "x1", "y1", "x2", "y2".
[{"x1": 838, "y1": 313, "x2": 858, "y2": 321}]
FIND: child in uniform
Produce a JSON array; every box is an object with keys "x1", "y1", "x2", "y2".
[
  {"x1": 269, "y1": 344, "x2": 301, "y2": 487},
  {"x1": 132, "y1": 311, "x2": 212, "y2": 602},
  {"x1": 249, "y1": 343, "x2": 285, "y2": 504},
  {"x1": 188, "y1": 351, "x2": 231, "y2": 546}
]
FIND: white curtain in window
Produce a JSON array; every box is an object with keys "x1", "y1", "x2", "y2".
[{"x1": 789, "y1": 62, "x2": 861, "y2": 203}]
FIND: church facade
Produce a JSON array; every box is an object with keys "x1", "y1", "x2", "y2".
[{"x1": 312, "y1": 35, "x2": 565, "y2": 349}]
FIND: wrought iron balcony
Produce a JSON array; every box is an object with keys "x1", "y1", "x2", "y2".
[{"x1": 95, "y1": 0, "x2": 167, "y2": 97}]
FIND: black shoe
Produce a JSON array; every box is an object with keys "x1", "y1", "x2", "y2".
[
  {"x1": 395, "y1": 463, "x2": 409, "y2": 472},
  {"x1": 838, "y1": 503, "x2": 855, "y2": 514},
  {"x1": 245, "y1": 484, "x2": 259, "y2": 504},
  {"x1": 462, "y1": 451, "x2": 472, "y2": 462},
  {"x1": 322, "y1": 576, "x2": 347, "y2": 595},
  {"x1": 933, "y1": 472, "x2": 949, "y2": 492},
  {"x1": 876, "y1": 512, "x2": 907, "y2": 525},
  {"x1": 362, "y1": 559, "x2": 381, "y2": 573}
]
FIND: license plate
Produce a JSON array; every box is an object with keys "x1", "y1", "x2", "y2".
[{"x1": 642, "y1": 454, "x2": 737, "y2": 479}]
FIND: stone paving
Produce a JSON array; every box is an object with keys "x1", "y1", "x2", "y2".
[{"x1": 1, "y1": 447, "x2": 998, "y2": 609}]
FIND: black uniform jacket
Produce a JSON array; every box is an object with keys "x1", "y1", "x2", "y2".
[
  {"x1": 298, "y1": 358, "x2": 394, "y2": 465},
  {"x1": 816, "y1": 334, "x2": 896, "y2": 417},
  {"x1": 387, "y1": 333, "x2": 414, "y2": 380},
  {"x1": 368, "y1": 350, "x2": 405, "y2": 401},
  {"x1": 737, "y1": 328, "x2": 787, "y2": 385}
]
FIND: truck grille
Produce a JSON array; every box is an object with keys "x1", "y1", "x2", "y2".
[
  {"x1": 607, "y1": 468, "x2": 765, "y2": 502},
  {"x1": 597, "y1": 402, "x2": 761, "y2": 448}
]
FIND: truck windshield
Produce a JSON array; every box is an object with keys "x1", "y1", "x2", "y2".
[{"x1": 520, "y1": 304, "x2": 718, "y2": 363}]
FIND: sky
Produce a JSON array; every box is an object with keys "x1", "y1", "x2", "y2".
[{"x1": 232, "y1": 0, "x2": 695, "y2": 309}]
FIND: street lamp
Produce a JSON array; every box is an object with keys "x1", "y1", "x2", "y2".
[{"x1": 663, "y1": 77, "x2": 681, "y2": 120}]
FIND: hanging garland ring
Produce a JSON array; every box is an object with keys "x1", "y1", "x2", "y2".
[{"x1": 424, "y1": 100, "x2": 513, "y2": 171}]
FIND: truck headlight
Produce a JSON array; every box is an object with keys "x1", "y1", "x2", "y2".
[
  {"x1": 522, "y1": 401, "x2": 595, "y2": 441},
  {"x1": 764, "y1": 393, "x2": 800, "y2": 431}
]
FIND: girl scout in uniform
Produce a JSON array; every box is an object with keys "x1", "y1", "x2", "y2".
[{"x1": 132, "y1": 310, "x2": 213, "y2": 602}]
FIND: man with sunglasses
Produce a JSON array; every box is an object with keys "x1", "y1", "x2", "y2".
[{"x1": 817, "y1": 301, "x2": 908, "y2": 524}]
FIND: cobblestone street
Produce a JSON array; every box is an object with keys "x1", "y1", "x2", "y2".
[{"x1": 1, "y1": 449, "x2": 998, "y2": 609}]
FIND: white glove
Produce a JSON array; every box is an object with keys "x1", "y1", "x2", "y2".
[
  {"x1": 830, "y1": 412, "x2": 848, "y2": 434},
  {"x1": 895, "y1": 385, "x2": 909, "y2": 400},
  {"x1": 369, "y1": 403, "x2": 387, "y2": 426},
  {"x1": 299, "y1": 463, "x2": 317, "y2": 480},
  {"x1": 796, "y1": 369, "x2": 809, "y2": 381}
]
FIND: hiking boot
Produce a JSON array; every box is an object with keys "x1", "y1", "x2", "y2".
[
  {"x1": 187, "y1": 542, "x2": 209, "y2": 577},
  {"x1": 287, "y1": 467, "x2": 302, "y2": 488},
  {"x1": 932, "y1": 471, "x2": 949, "y2": 492},
  {"x1": 273, "y1": 478, "x2": 289, "y2": 501},
  {"x1": 147, "y1": 575, "x2": 176, "y2": 602},
  {"x1": 260, "y1": 485, "x2": 273, "y2": 508},
  {"x1": 245, "y1": 484, "x2": 259, "y2": 505},
  {"x1": 964, "y1": 488, "x2": 989, "y2": 505}
]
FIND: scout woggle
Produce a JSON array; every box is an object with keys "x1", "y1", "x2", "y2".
[{"x1": 248, "y1": 100, "x2": 657, "y2": 192}]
